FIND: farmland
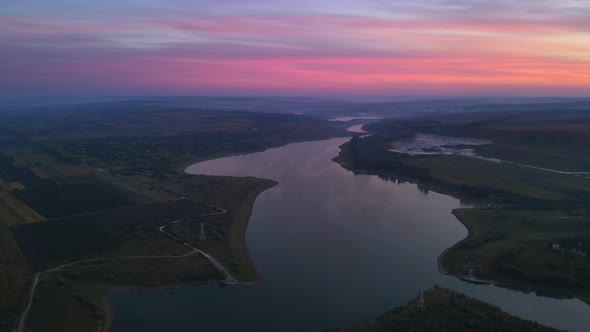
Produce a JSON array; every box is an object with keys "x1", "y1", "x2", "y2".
[
  {"x1": 12, "y1": 200, "x2": 217, "y2": 270},
  {"x1": 402, "y1": 156, "x2": 590, "y2": 205},
  {"x1": 0, "y1": 102, "x2": 345, "y2": 332},
  {"x1": 476, "y1": 142, "x2": 590, "y2": 172},
  {"x1": 0, "y1": 193, "x2": 43, "y2": 226},
  {"x1": 12, "y1": 176, "x2": 139, "y2": 219}
]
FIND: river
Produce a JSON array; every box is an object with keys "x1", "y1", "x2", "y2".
[{"x1": 110, "y1": 136, "x2": 590, "y2": 332}]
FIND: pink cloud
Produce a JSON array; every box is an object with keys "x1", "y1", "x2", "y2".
[{"x1": 1, "y1": 13, "x2": 589, "y2": 96}]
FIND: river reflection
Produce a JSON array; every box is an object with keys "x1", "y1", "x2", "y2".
[{"x1": 110, "y1": 137, "x2": 590, "y2": 332}]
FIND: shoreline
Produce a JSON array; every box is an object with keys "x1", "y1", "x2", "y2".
[
  {"x1": 436, "y1": 209, "x2": 473, "y2": 276},
  {"x1": 101, "y1": 280, "x2": 223, "y2": 332},
  {"x1": 331, "y1": 141, "x2": 501, "y2": 206},
  {"x1": 97, "y1": 133, "x2": 585, "y2": 332},
  {"x1": 330, "y1": 141, "x2": 582, "y2": 304},
  {"x1": 175, "y1": 134, "x2": 353, "y2": 175},
  {"x1": 437, "y1": 209, "x2": 588, "y2": 305},
  {"x1": 332, "y1": 141, "x2": 489, "y2": 281},
  {"x1": 100, "y1": 151, "x2": 282, "y2": 332}
]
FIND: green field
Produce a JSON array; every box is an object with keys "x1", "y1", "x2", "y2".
[
  {"x1": 476, "y1": 142, "x2": 590, "y2": 172},
  {"x1": 441, "y1": 208, "x2": 590, "y2": 303},
  {"x1": 0, "y1": 193, "x2": 43, "y2": 226},
  {"x1": 21, "y1": 216, "x2": 121, "y2": 268},
  {"x1": 12, "y1": 176, "x2": 140, "y2": 219},
  {"x1": 402, "y1": 155, "x2": 590, "y2": 204},
  {"x1": 475, "y1": 122, "x2": 590, "y2": 171}
]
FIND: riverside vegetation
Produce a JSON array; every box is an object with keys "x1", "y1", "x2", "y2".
[{"x1": 334, "y1": 108, "x2": 590, "y2": 304}]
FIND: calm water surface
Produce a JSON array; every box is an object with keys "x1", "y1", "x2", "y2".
[{"x1": 111, "y1": 137, "x2": 590, "y2": 332}]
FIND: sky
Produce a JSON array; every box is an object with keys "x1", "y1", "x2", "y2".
[{"x1": 1, "y1": 0, "x2": 589, "y2": 97}]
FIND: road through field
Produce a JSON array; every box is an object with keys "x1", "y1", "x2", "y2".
[
  {"x1": 502, "y1": 160, "x2": 590, "y2": 178},
  {"x1": 17, "y1": 170, "x2": 235, "y2": 332}
]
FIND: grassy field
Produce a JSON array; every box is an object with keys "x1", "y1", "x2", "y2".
[
  {"x1": 0, "y1": 193, "x2": 43, "y2": 226},
  {"x1": 28, "y1": 275, "x2": 102, "y2": 332},
  {"x1": 0, "y1": 228, "x2": 31, "y2": 332},
  {"x1": 0, "y1": 180, "x2": 26, "y2": 192},
  {"x1": 402, "y1": 155, "x2": 590, "y2": 204},
  {"x1": 335, "y1": 287, "x2": 558, "y2": 332},
  {"x1": 476, "y1": 142, "x2": 590, "y2": 172},
  {"x1": 440, "y1": 208, "x2": 590, "y2": 303},
  {"x1": 12, "y1": 199, "x2": 216, "y2": 269},
  {"x1": 95, "y1": 171, "x2": 170, "y2": 204},
  {"x1": 12, "y1": 176, "x2": 141, "y2": 219},
  {"x1": 13, "y1": 216, "x2": 121, "y2": 270}
]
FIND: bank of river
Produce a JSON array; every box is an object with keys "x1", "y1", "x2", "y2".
[{"x1": 110, "y1": 137, "x2": 590, "y2": 332}]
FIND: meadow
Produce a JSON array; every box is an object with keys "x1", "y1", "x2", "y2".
[{"x1": 402, "y1": 156, "x2": 590, "y2": 205}]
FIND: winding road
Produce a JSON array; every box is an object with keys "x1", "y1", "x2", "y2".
[
  {"x1": 502, "y1": 161, "x2": 590, "y2": 178},
  {"x1": 18, "y1": 169, "x2": 238, "y2": 332}
]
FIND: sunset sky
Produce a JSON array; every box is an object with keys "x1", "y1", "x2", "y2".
[{"x1": 1, "y1": 0, "x2": 589, "y2": 97}]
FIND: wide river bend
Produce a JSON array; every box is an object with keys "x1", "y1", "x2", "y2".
[{"x1": 111, "y1": 137, "x2": 590, "y2": 332}]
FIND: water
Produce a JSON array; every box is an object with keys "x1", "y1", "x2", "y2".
[
  {"x1": 344, "y1": 124, "x2": 367, "y2": 134},
  {"x1": 110, "y1": 137, "x2": 590, "y2": 332},
  {"x1": 328, "y1": 116, "x2": 381, "y2": 122},
  {"x1": 388, "y1": 133, "x2": 495, "y2": 158}
]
